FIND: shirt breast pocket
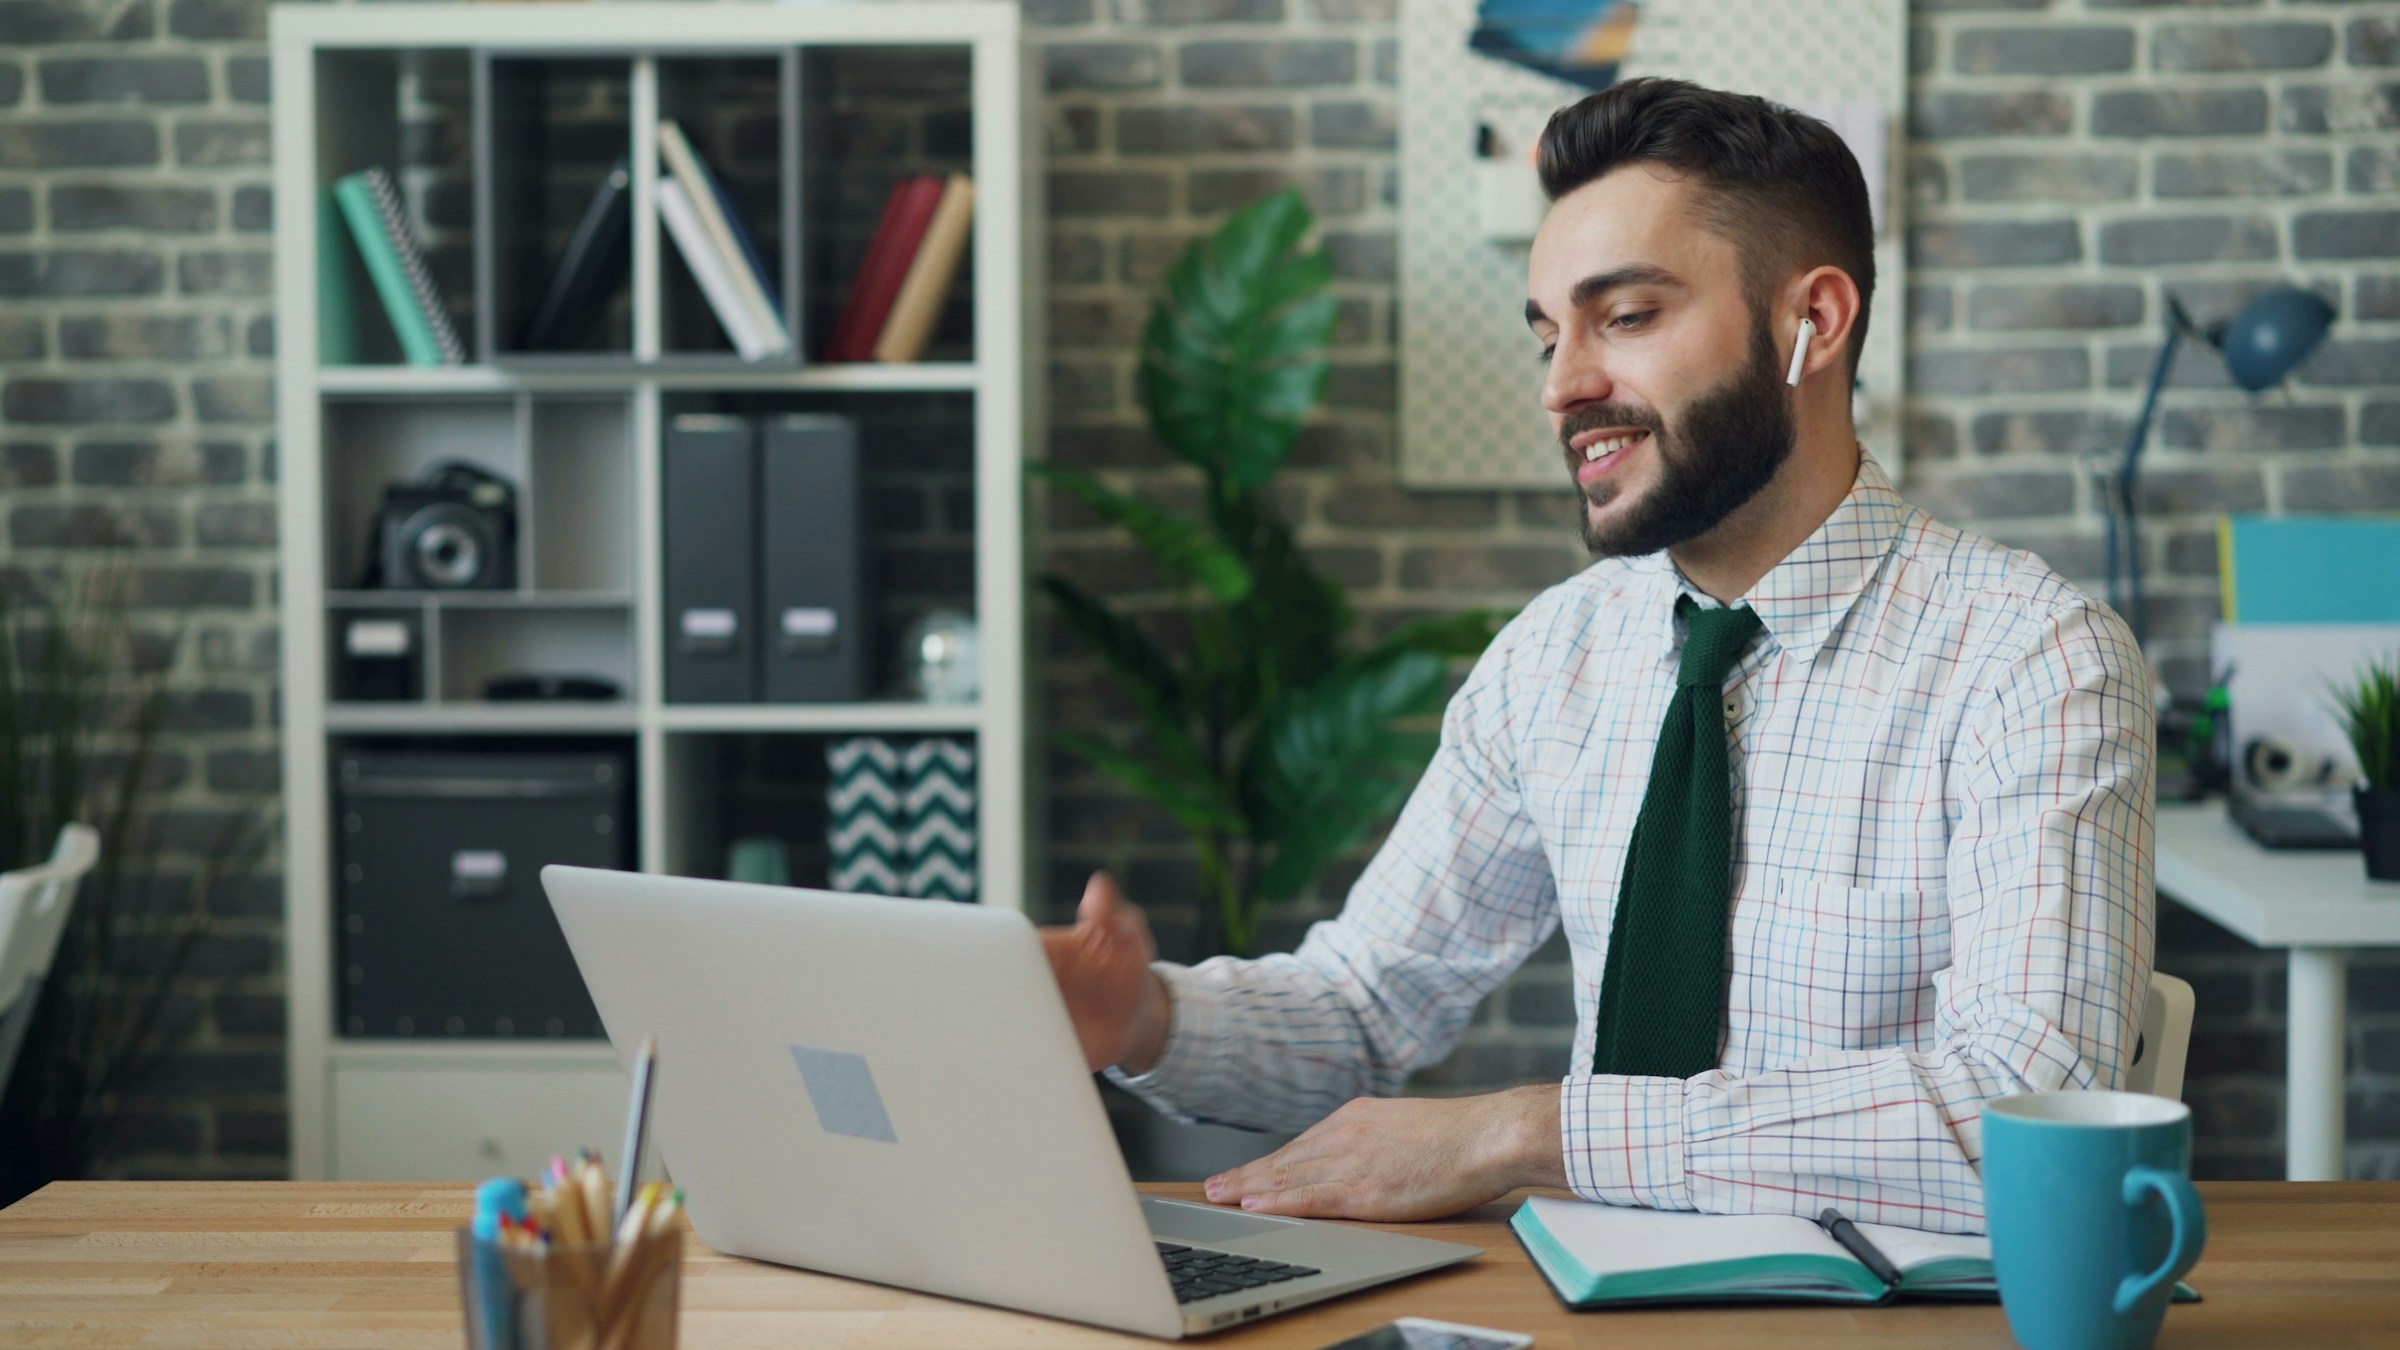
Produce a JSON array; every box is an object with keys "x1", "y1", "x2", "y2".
[{"x1": 1730, "y1": 874, "x2": 1953, "y2": 1057}]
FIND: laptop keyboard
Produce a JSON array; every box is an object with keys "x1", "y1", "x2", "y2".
[{"x1": 1156, "y1": 1242, "x2": 1321, "y2": 1304}]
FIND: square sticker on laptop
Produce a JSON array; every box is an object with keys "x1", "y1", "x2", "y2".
[{"x1": 789, "y1": 1045, "x2": 899, "y2": 1143}]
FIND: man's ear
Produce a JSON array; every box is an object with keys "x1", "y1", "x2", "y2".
[{"x1": 1787, "y1": 266, "x2": 1863, "y2": 387}]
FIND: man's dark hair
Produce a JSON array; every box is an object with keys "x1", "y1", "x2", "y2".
[{"x1": 1538, "y1": 77, "x2": 1875, "y2": 378}]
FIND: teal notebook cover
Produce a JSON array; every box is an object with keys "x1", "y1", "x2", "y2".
[
  {"x1": 2220, "y1": 515, "x2": 2400, "y2": 625},
  {"x1": 1512, "y1": 1196, "x2": 2198, "y2": 1309},
  {"x1": 332, "y1": 170, "x2": 442, "y2": 366},
  {"x1": 317, "y1": 190, "x2": 360, "y2": 366}
]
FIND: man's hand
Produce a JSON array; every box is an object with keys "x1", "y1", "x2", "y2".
[
  {"x1": 1199, "y1": 1084, "x2": 1566, "y2": 1222},
  {"x1": 1039, "y1": 872, "x2": 1172, "y2": 1073}
]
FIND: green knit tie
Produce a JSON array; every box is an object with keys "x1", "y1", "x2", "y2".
[{"x1": 1591, "y1": 599, "x2": 1763, "y2": 1079}]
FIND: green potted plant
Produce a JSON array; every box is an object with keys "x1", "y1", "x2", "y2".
[
  {"x1": 0, "y1": 566, "x2": 267, "y2": 1206},
  {"x1": 2332, "y1": 651, "x2": 2400, "y2": 882},
  {"x1": 1034, "y1": 188, "x2": 1507, "y2": 958}
]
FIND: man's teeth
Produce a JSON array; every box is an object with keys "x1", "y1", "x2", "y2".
[{"x1": 1583, "y1": 432, "x2": 1643, "y2": 462}]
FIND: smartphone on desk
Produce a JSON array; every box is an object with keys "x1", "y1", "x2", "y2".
[{"x1": 1316, "y1": 1318, "x2": 1535, "y2": 1350}]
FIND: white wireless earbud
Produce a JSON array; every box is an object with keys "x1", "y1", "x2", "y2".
[{"x1": 1785, "y1": 317, "x2": 1816, "y2": 388}]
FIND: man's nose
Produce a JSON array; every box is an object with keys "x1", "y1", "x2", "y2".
[{"x1": 1540, "y1": 334, "x2": 1613, "y2": 416}]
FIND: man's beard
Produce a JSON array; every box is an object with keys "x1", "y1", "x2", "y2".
[{"x1": 1567, "y1": 319, "x2": 1797, "y2": 558}]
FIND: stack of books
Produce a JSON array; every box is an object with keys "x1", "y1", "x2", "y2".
[
  {"x1": 655, "y1": 119, "x2": 790, "y2": 362},
  {"x1": 823, "y1": 172, "x2": 975, "y2": 364}
]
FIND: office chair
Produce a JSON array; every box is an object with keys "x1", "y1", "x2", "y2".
[
  {"x1": 0, "y1": 825, "x2": 101, "y2": 1101},
  {"x1": 2123, "y1": 972, "x2": 2197, "y2": 1102}
]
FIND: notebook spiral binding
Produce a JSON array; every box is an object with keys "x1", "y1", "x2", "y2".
[{"x1": 359, "y1": 166, "x2": 467, "y2": 365}]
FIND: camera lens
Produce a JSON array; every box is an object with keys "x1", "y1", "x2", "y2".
[{"x1": 398, "y1": 504, "x2": 498, "y2": 588}]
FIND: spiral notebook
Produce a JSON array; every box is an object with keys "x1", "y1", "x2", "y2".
[{"x1": 332, "y1": 166, "x2": 465, "y2": 366}]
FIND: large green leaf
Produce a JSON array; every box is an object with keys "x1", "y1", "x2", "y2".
[
  {"x1": 1252, "y1": 770, "x2": 1412, "y2": 904},
  {"x1": 1242, "y1": 646, "x2": 1456, "y2": 902},
  {"x1": 1138, "y1": 188, "x2": 1337, "y2": 490},
  {"x1": 1054, "y1": 730, "x2": 1242, "y2": 835},
  {"x1": 1031, "y1": 465, "x2": 1253, "y2": 603},
  {"x1": 1039, "y1": 575, "x2": 1183, "y2": 716},
  {"x1": 1250, "y1": 649, "x2": 1455, "y2": 808},
  {"x1": 1229, "y1": 501, "x2": 1351, "y2": 697},
  {"x1": 1038, "y1": 575, "x2": 1219, "y2": 790},
  {"x1": 1249, "y1": 703, "x2": 1448, "y2": 904},
  {"x1": 1032, "y1": 569, "x2": 1228, "y2": 792}
]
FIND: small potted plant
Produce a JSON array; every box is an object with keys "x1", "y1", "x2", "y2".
[{"x1": 2331, "y1": 650, "x2": 2400, "y2": 882}]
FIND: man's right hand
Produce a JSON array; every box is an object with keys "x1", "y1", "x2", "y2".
[{"x1": 1040, "y1": 871, "x2": 1171, "y2": 1074}]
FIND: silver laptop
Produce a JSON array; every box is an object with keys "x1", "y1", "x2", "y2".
[{"x1": 542, "y1": 866, "x2": 1481, "y2": 1339}]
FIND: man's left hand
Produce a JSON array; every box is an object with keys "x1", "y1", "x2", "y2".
[{"x1": 1200, "y1": 1084, "x2": 1566, "y2": 1222}]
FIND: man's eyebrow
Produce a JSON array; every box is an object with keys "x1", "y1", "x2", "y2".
[{"x1": 1523, "y1": 263, "x2": 1687, "y2": 329}]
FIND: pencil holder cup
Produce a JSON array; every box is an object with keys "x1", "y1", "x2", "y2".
[{"x1": 457, "y1": 1228, "x2": 682, "y2": 1350}]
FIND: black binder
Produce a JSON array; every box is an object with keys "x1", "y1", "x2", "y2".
[
  {"x1": 662, "y1": 414, "x2": 757, "y2": 702},
  {"x1": 760, "y1": 414, "x2": 869, "y2": 702}
]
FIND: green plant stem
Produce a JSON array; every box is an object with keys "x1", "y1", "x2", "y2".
[{"x1": 1196, "y1": 830, "x2": 1250, "y2": 957}]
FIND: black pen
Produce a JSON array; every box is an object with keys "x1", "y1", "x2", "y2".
[{"x1": 1817, "y1": 1207, "x2": 1904, "y2": 1289}]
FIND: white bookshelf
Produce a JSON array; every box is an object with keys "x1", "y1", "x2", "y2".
[{"x1": 272, "y1": 3, "x2": 1040, "y2": 1181}]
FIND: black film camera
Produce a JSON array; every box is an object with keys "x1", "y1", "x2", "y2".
[{"x1": 365, "y1": 461, "x2": 519, "y2": 591}]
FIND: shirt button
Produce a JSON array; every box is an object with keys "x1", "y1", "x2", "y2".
[{"x1": 1723, "y1": 698, "x2": 1739, "y2": 717}]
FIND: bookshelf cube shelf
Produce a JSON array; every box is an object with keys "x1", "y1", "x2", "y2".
[
  {"x1": 275, "y1": 3, "x2": 1037, "y2": 1181},
  {"x1": 480, "y1": 56, "x2": 640, "y2": 361}
]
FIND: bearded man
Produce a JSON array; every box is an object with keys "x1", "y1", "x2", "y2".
[{"x1": 1042, "y1": 77, "x2": 2155, "y2": 1235}]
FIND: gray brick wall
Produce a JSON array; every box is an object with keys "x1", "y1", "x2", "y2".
[
  {"x1": 0, "y1": 0, "x2": 285, "y2": 1179},
  {"x1": 1, "y1": 0, "x2": 2394, "y2": 1185}
]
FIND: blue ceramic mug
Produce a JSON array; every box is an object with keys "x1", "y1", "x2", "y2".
[{"x1": 1983, "y1": 1091, "x2": 2207, "y2": 1350}]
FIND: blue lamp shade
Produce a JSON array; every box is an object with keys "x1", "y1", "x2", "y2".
[{"x1": 2219, "y1": 288, "x2": 2335, "y2": 393}]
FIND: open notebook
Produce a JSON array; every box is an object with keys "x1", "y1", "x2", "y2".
[{"x1": 1513, "y1": 1196, "x2": 2200, "y2": 1308}]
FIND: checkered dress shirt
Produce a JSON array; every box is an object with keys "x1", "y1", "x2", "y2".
[{"x1": 1112, "y1": 454, "x2": 2156, "y2": 1234}]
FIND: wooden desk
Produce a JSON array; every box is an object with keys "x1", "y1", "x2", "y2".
[{"x1": 3, "y1": 1182, "x2": 2396, "y2": 1348}]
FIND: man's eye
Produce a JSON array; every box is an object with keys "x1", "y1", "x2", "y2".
[
  {"x1": 1536, "y1": 345, "x2": 1556, "y2": 365},
  {"x1": 1612, "y1": 311, "x2": 1654, "y2": 330}
]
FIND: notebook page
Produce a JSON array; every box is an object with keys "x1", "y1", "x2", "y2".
[
  {"x1": 1522, "y1": 1196, "x2": 1851, "y2": 1275},
  {"x1": 1851, "y1": 1223, "x2": 1989, "y2": 1274}
]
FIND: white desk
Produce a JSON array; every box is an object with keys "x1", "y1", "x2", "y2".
[{"x1": 2153, "y1": 802, "x2": 2400, "y2": 1181}]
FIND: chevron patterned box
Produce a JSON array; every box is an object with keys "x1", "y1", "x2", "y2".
[{"x1": 828, "y1": 736, "x2": 976, "y2": 902}]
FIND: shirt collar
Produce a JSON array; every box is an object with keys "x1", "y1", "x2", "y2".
[{"x1": 1643, "y1": 450, "x2": 1911, "y2": 668}]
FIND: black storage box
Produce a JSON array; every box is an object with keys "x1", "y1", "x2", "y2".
[{"x1": 335, "y1": 747, "x2": 629, "y2": 1038}]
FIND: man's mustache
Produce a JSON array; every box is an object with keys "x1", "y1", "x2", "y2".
[{"x1": 1559, "y1": 407, "x2": 1666, "y2": 449}]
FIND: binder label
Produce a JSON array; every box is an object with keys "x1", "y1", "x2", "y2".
[
  {"x1": 781, "y1": 607, "x2": 839, "y2": 638},
  {"x1": 345, "y1": 619, "x2": 412, "y2": 656},
  {"x1": 451, "y1": 850, "x2": 507, "y2": 880},
  {"x1": 680, "y1": 608, "x2": 739, "y2": 639}
]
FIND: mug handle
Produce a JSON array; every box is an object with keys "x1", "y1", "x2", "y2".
[{"x1": 2112, "y1": 1166, "x2": 2209, "y2": 1315}]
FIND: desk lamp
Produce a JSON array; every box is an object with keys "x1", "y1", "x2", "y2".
[{"x1": 2109, "y1": 286, "x2": 2336, "y2": 647}]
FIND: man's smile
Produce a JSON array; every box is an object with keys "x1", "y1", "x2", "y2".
[{"x1": 1568, "y1": 427, "x2": 1651, "y2": 487}]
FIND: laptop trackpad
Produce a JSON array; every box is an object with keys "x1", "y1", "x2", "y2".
[{"x1": 1143, "y1": 1196, "x2": 1304, "y2": 1244}]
